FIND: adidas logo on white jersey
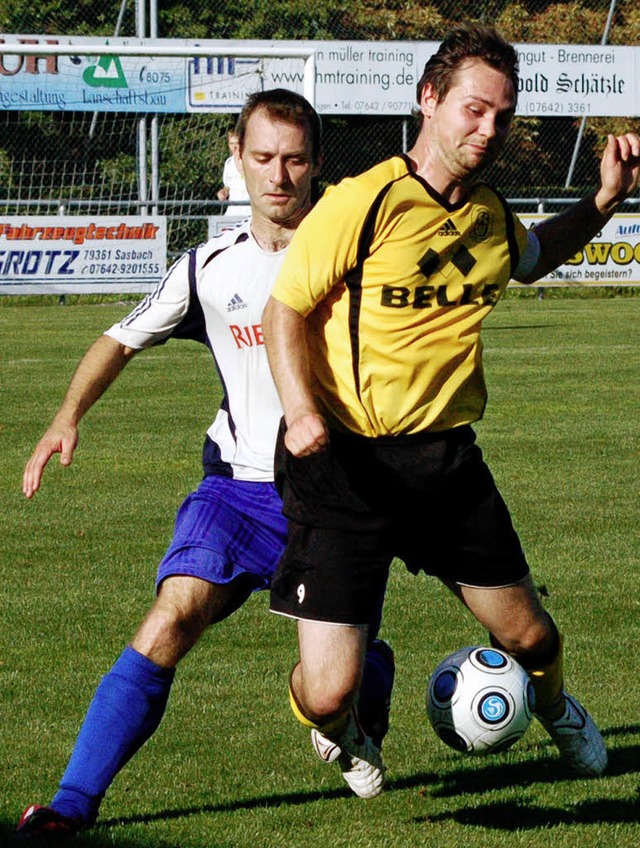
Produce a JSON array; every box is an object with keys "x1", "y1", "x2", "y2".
[
  {"x1": 438, "y1": 218, "x2": 460, "y2": 236},
  {"x1": 227, "y1": 293, "x2": 248, "y2": 312}
]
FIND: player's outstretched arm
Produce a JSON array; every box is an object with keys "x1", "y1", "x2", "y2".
[
  {"x1": 516, "y1": 132, "x2": 640, "y2": 283},
  {"x1": 23, "y1": 334, "x2": 138, "y2": 498},
  {"x1": 262, "y1": 296, "x2": 329, "y2": 458}
]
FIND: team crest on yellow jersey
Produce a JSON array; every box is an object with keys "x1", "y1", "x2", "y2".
[{"x1": 471, "y1": 209, "x2": 492, "y2": 242}]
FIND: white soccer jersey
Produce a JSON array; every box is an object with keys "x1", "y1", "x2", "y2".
[{"x1": 106, "y1": 221, "x2": 285, "y2": 482}]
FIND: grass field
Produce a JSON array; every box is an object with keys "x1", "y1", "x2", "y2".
[{"x1": 1, "y1": 296, "x2": 638, "y2": 848}]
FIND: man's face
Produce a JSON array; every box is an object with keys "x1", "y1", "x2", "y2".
[
  {"x1": 421, "y1": 59, "x2": 516, "y2": 180},
  {"x1": 239, "y1": 108, "x2": 319, "y2": 226},
  {"x1": 228, "y1": 133, "x2": 240, "y2": 156}
]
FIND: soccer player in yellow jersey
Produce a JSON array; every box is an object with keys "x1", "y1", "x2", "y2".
[{"x1": 262, "y1": 25, "x2": 640, "y2": 797}]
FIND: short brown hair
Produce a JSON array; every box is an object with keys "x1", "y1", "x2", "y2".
[
  {"x1": 236, "y1": 88, "x2": 322, "y2": 166},
  {"x1": 416, "y1": 25, "x2": 519, "y2": 109}
]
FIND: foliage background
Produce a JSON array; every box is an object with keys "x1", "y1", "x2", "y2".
[{"x1": 0, "y1": 0, "x2": 639, "y2": 253}]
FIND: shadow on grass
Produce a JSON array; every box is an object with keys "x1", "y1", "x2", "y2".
[
  {"x1": 407, "y1": 723, "x2": 640, "y2": 830},
  {"x1": 417, "y1": 795, "x2": 640, "y2": 830},
  {"x1": 3, "y1": 725, "x2": 636, "y2": 843},
  {"x1": 99, "y1": 723, "x2": 640, "y2": 831},
  {"x1": 97, "y1": 784, "x2": 355, "y2": 831},
  {"x1": 0, "y1": 821, "x2": 175, "y2": 848},
  {"x1": 406, "y1": 728, "x2": 640, "y2": 799}
]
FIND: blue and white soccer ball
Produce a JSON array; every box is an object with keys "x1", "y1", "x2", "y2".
[{"x1": 426, "y1": 646, "x2": 535, "y2": 755}]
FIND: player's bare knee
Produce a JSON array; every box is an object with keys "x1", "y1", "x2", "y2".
[
  {"x1": 159, "y1": 577, "x2": 215, "y2": 625},
  {"x1": 507, "y1": 617, "x2": 558, "y2": 663},
  {"x1": 132, "y1": 589, "x2": 210, "y2": 662},
  {"x1": 300, "y1": 678, "x2": 356, "y2": 722}
]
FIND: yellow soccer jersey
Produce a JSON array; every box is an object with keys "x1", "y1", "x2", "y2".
[{"x1": 272, "y1": 155, "x2": 529, "y2": 437}]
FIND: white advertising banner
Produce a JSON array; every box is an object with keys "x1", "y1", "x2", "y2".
[
  {"x1": 517, "y1": 214, "x2": 640, "y2": 286},
  {"x1": 0, "y1": 216, "x2": 166, "y2": 294},
  {"x1": 512, "y1": 44, "x2": 637, "y2": 118},
  {"x1": 0, "y1": 36, "x2": 637, "y2": 116}
]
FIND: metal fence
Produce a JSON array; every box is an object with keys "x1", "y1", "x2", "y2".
[{"x1": 1, "y1": 0, "x2": 639, "y2": 257}]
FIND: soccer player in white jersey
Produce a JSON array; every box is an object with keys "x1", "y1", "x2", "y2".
[
  {"x1": 217, "y1": 128, "x2": 252, "y2": 217},
  {"x1": 15, "y1": 89, "x2": 395, "y2": 841}
]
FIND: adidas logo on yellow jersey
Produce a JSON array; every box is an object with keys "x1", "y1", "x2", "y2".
[{"x1": 438, "y1": 218, "x2": 460, "y2": 236}]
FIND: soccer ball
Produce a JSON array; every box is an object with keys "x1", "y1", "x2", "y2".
[{"x1": 426, "y1": 646, "x2": 535, "y2": 755}]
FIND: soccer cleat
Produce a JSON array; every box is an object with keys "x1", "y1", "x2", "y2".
[
  {"x1": 311, "y1": 727, "x2": 342, "y2": 764},
  {"x1": 536, "y1": 690, "x2": 608, "y2": 776},
  {"x1": 13, "y1": 805, "x2": 82, "y2": 841},
  {"x1": 311, "y1": 710, "x2": 385, "y2": 798}
]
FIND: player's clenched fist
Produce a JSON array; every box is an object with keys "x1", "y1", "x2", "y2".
[
  {"x1": 284, "y1": 413, "x2": 329, "y2": 457},
  {"x1": 596, "y1": 133, "x2": 640, "y2": 214}
]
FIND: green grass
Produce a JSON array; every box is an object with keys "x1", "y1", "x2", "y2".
[{"x1": 1, "y1": 297, "x2": 639, "y2": 847}]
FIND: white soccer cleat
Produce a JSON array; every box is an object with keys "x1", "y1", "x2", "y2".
[
  {"x1": 311, "y1": 711, "x2": 385, "y2": 798},
  {"x1": 536, "y1": 690, "x2": 607, "y2": 776},
  {"x1": 311, "y1": 728, "x2": 342, "y2": 764}
]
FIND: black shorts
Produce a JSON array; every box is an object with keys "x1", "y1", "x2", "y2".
[{"x1": 269, "y1": 422, "x2": 529, "y2": 626}]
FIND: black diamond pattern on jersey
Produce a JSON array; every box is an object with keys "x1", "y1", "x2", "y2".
[
  {"x1": 418, "y1": 247, "x2": 439, "y2": 277},
  {"x1": 452, "y1": 245, "x2": 477, "y2": 276}
]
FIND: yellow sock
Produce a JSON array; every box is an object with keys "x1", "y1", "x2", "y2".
[
  {"x1": 527, "y1": 635, "x2": 565, "y2": 720},
  {"x1": 288, "y1": 679, "x2": 350, "y2": 738}
]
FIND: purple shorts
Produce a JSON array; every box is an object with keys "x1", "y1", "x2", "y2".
[{"x1": 156, "y1": 476, "x2": 287, "y2": 593}]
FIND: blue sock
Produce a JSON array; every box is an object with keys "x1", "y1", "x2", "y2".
[
  {"x1": 358, "y1": 639, "x2": 396, "y2": 747},
  {"x1": 51, "y1": 646, "x2": 175, "y2": 825}
]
